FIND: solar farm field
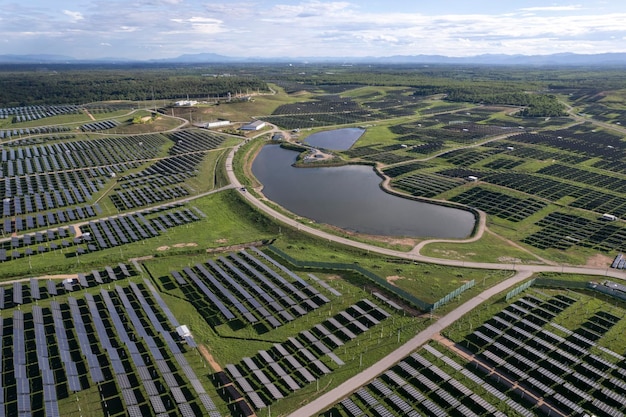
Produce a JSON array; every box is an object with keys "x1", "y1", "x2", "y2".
[
  {"x1": 3, "y1": 65, "x2": 626, "y2": 417},
  {"x1": 322, "y1": 285, "x2": 626, "y2": 417},
  {"x1": 0, "y1": 266, "x2": 224, "y2": 417},
  {"x1": 142, "y1": 246, "x2": 427, "y2": 417}
]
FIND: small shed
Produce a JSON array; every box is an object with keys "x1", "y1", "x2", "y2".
[{"x1": 176, "y1": 325, "x2": 191, "y2": 338}]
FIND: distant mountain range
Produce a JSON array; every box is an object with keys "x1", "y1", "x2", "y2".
[{"x1": 2, "y1": 52, "x2": 626, "y2": 66}]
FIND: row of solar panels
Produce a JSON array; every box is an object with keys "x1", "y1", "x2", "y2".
[
  {"x1": 471, "y1": 296, "x2": 626, "y2": 417},
  {"x1": 339, "y1": 345, "x2": 518, "y2": 417},
  {"x1": 0, "y1": 126, "x2": 71, "y2": 139},
  {"x1": 175, "y1": 249, "x2": 333, "y2": 329},
  {"x1": 1, "y1": 205, "x2": 98, "y2": 236},
  {"x1": 0, "y1": 133, "x2": 162, "y2": 169},
  {"x1": 0, "y1": 274, "x2": 220, "y2": 417},
  {"x1": 0, "y1": 264, "x2": 132, "y2": 309},
  {"x1": 0, "y1": 104, "x2": 80, "y2": 116},
  {"x1": 79, "y1": 207, "x2": 204, "y2": 255},
  {"x1": 167, "y1": 129, "x2": 226, "y2": 155},
  {"x1": 57, "y1": 283, "x2": 219, "y2": 416},
  {"x1": 1, "y1": 168, "x2": 99, "y2": 197},
  {"x1": 80, "y1": 119, "x2": 120, "y2": 131},
  {"x1": 111, "y1": 184, "x2": 190, "y2": 211},
  {"x1": 221, "y1": 299, "x2": 388, "y2": 410},
  {"x1": 128, "y1": 152, "x2": 204, "y2": 182}
]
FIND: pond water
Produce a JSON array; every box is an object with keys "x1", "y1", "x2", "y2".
[
  {"x1": 304, "y1": 127, "x2": 365, "y2": 150},
  {"x1": 252, "y1": 145, "x2": 476, "y2": 238}
]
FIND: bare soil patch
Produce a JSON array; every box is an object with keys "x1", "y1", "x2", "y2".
[
  {"x1": 198, "y1": 344, "x2": 222, "y2": 372},
  {"x1": 157, "y1": 246, "x2": 170, "y2": 251},
  {"x1": 173, "y1": 243, "x2": 198, "y2": 248},
  {"x1": 386, "y1": 275, "x2": 405, "y2": 286},
  {"x1": 325, "y1": 274, "x2": 342, "y2": 281},
  {"x1": 323, "y1": 224, "x2": 418, "y2": 249},
  {"x1": 585, "y1": 253, "x2": 613, "y2": 268},
  {"x1": 72, "y1": 225, "x2": 83, "y2": 238}
]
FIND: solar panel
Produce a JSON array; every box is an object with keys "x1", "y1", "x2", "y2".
[
  {"x1": 246, "y1": 391, "x2": 266, "y2": 409},
  {"x1": 225, "y1": 364, "x2": 242, "y2": 378},
  {"x1": 13, "y1": 281, "x2": 23, "y2": 304},
  {"x1": 121, "y1": 389, "x2": 138, "y2": 406},
  {"x1": 258, "y1": 350, "x2": 274, "y2": 365},
  {"x1": 78, "y1": 273, "x2": 89, "y2": 288},
  {"x1": 312, "y1": 360, "x2": 331, "y2": 375},
  {"x1": 297, "y1": 367, "x2": 316, "y2": 383},
  {"x1": 171, "y1": 386, "x2": 187, "y2": 404},
  {"x1": 149, "y1": 396, "x2": 167, "y2": 414},
  {"x1": 162, "y1": 372, "x2": 179, "y2": 388},
  {"x1": 242, "y1": 357, "x2": 259, "y2": 372},
  {"x1": 235, "y1": 377, "x2": 255, "y2": 393},
  {"x1": 28, "y1": 278, "x2": 42, "y2": 300}
]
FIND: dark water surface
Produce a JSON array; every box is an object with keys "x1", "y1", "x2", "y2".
[
  {"x1": 252, "y1": 145, "x2": 475, "y2": 238},
  {"x1": 304, "y1": 128, "x2": 365, "y2": 150}
]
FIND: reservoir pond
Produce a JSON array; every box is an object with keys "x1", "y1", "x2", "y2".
[
  {"x1": 304, "y1": 128, "x2": 365, "y2": 150},
  {"x1": 251, "y1": 145, "x2": 476, "y2": 238}
]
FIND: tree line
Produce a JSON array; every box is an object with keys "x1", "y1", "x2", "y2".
[{"x1": 0, "y1": 66, "x2": 269, "y2": 107}]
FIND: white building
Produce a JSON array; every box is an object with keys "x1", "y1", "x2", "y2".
[
  {"x1": 240, "y1": 120, "x2": 266, "y2": 131},
  {"x1": 208, "y1": 120, "x2": 230, "y2": 128},
  {"x1": 174, "y1": 100, "x2": 198, "y2": 107}
]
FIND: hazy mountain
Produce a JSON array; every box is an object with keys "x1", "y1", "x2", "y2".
[
  {"x1": 151, "y1": 53, "x2": 237, "y2": 63},
  {"x1": 2, "y1": 52, "x2": 626, "y2": 66},
  {"x1": 0, "y1": 54, "x2": 77, "y2": 63}
]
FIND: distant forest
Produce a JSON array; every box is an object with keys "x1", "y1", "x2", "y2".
[
  {"x1": 0, "y1": 65, "x2": 269, "y2": 107},
  {"x1": 1, "y1": 63, "x2": 625, "y2": 118}
]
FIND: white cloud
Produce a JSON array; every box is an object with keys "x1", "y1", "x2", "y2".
[
  {"x1": 117, "y1": 26, "x2": 139, "y2": 33},
  {"x1": 169, "y1": 16, "x2": 225, "y2": 35},
  {"x1": 2, "y1": 1, "x2": 626, "y2": 59},
  {"x1": 100, "y1": 42, "x2": 112, "y2": 46},
  {"x1": 519, "y1": 5, "x2": 584, "y2": 12},
  {"x1": 63, "y1": 10, "x2": 84, "y2": 22}
]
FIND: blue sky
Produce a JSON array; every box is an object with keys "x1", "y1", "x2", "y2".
[{"x1": 2, "y1": 1, "x2": 626, "y2": 59}]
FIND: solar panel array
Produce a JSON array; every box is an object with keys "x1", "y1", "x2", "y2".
[
  {"x1": 0, "y1": 273, "x2": 223, "y2": 417},
  {"x1": 0, "y1": 132, "x2": 189, "y2": 239},
  {"x1": 80, "y1": 119, "x2": 120, "y2": 131},
  {"x1": 0, "y1": 263, "x2": 133, "y2": 309},
  {"x1": 78, "y1": 204, "x2": 205, "y2": 254},
  {"x1": 462, "y1": 292, "x2": 626, "y2": 417},
  {"x1": 107, "y1": 129, "x2": 226, "y2": 211},
  {"x1": 0, "y1": 227, "x2": 78, "y2": 262},
  {"x1": 333, "y1": 343, "x2": 526, "y2": 417},
  {"x1": 327, "y1": 290, "x2": 626, "y2": 417},
  {"x1": 0, "y1": 104, "x2": 80, "y2": 122},
  {"x1": 220, "y1": 299, "x2": 390, "y2": 410},
  {"x1": 174, "y1": 249, "x2": 332, "y2": 330}
]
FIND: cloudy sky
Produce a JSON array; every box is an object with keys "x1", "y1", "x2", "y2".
[{"x1": 2, "y1": 1, "x2": 626, "y2": 59}]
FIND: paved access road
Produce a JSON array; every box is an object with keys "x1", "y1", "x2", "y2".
[{"x1": 288, "y1": 270, "x2": 533, "y2": 417}]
